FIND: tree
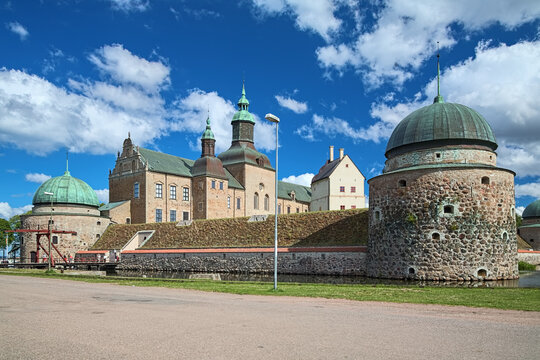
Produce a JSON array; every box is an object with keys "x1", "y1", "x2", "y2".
[
  {"x1": 0, "y1": 218, "x2": 15, "y2": 250},
  {"x1": 516, "y1": 214, "x2": 522, "y2": 228}
]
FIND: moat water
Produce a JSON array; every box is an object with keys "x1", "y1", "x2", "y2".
[{"x1": 112, "y1": 270, "x2": 540, "y2": 288}]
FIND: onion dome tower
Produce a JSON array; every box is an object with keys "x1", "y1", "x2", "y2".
[
  {"x1": 367, "y1": 53, "x2": 517, "y2": 281},
  {"x1": 218, "y1": 84, "x2": 272, "y2": 169},
  {"x1": 192, "y1": 116, "x2": 227, "y2": 179},
  {"x1": 519, "y1": 199, "x2": 540, "y2": 250}
]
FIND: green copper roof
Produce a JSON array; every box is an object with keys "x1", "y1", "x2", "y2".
[
  {"x1": 523, "y1": 199, "x2": 540, "y2": 218},
  {"x1": 386, "y1": 102, "x2": 497, "y2": 157},
  {"x1": 33, "y1": 171, "x2": 100, "y2": 207},
  {"x1": 139, "y1": 148, "x2": 194, "y2": 177},
  {"x1": 98, "y1": 200, "x2": 128, "y2": 211},
  {"x1": 278, "y1": 181, "x2": 312, "y2": 203},
  {"x1": 232, "y1": 84, "x2": 255, "y2": 124},
  {"x1": 202, "y1": 116, "x2": 215, "y2": 140},
  {"x1": 225, "y1": 169, "x2": 244, "y2": 189}
]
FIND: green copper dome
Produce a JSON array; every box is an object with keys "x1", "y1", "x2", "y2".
[
  {"x1": 232, "y1": 83, "x2": 255, "y2": 124},
  {"x1": 386, "y1": 101, "x2": 497, "y2": 157},
  {"x1": 523, "y1": 199, "x2": 540, "y2": 219},
  {"x1": 32, "y1": 171, "x2": 100, "y2": 207}
]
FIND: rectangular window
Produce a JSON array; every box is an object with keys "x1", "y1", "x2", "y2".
[
  {"x1": 287, "y1": 206, "x2": 291, "y2": 214},
  {"x1": 296, "y1": 208, "x2": 299, "y2": 213},
  {"x1": 170, "y1": 185, "x2": 176, "y2": 200},
  {"x1": 219, "y1": 181, "x2": 224, "y2": 190},
  {"x1": 340, "y1": 205, "x2": 345, "y2": 210},
  {"x1": 170, "y1": 210, "x2": 176, "y2": 222},
  {"x1": 52, "y1": 236, "x2": 58, "y2": 245},
  {"x1": 156, "y1": 209, "x2": 162, "y2": 223},
  {"x1": 351, "y1": 186, "x2": 356, "y2": 193},
  {"x1": 227, "y1": 196, "x2": 231, "y2": 209},
  {"x1": 183, "y1": 187, "x2": 189, "y2": 201},
  {"x1": 134, "y1": 183, "x2": 139, "y2": 198},
  {"x1": 211, "y1": 180, "x2": 216, "y2": 189},
  {"x1": 237, "y1": 198, "x2": 241, "y2": 210},
  {"x1": 155, "y1": 183, "x2": 162, "y2": 198},
  {"x1": 183, "y1": 211, "x2": 189, "y2": 221},
  {"x1": 340, "y1": 186, "x2": 345, "y2": 192},
  {"x1": 351, "y1": 205, "x2": 356, "y2": 209},
  {"x1": 198, "y1": 202, "x2": 203, "y2": 211},
  {"x1": 278, "y1": 204, "x2": 281, "y2": 214}
]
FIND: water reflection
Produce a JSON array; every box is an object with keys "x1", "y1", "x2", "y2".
[{"x1": 111, "y1": 270, "x2": 540, "y2": 288}]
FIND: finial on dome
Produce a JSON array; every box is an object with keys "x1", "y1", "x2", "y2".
[
  {"x1": 433, "y1": 42, "x2": 444, "y2": 104},
  {"x1": 64, "y1": 149, "x2": 70, "y2": 176},
  {"x1": 128, "y1": 131, "x2": 131, "y2": 139}
]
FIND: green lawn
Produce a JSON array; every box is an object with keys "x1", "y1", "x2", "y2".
[{"x1": 1, "y1": 268, "x2": 539, "y2": 311}]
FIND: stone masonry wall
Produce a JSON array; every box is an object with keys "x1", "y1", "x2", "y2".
[
  {"x1": 368, "y1": 167, "x2": 517, "y2": 280},
  {"x1": 118, "y1": 249, "x2": 367, "y2": 276}
]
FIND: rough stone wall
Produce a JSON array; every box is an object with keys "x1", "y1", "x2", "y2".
[
  {"x1": 367, "y1": 167, "x2": 517, "y2": 280},
  {"x1": 118, "y1": 250, "x2": 367, "y2": 276},
  {"x1": 385, "y1": 146, "x2": 497, "y2": 172},
  {"x1": 518, "y1": 226, "x2": 540, "y2": 250},
  {"x1": 517, "y1": 251, "x2": 540, "y2": 265},
  {"x1": 21, "y1": 211, "x2": 110, "y2": 262}
]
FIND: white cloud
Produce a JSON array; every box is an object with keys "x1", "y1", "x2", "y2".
[
  {"x1": 109, "y1": 0, "x2": 149, "y2": 12},
  {"x1": 315, "y1": 0, "x2": 540, "y2": 87},
  {"x1": 275, "y1": 95, "x2": 308, "y2": 114},
  {"x1": 0, "y1": 46, "x2": 169, "y2": 155},
  {"x1": 88, "y1": 44, "x2": 170, "y2": 93},
  {"x1": 170, "y1": 88, "x2": 276, "y2": 153},
  {"x1": 0, "y1": 202, "x2": 32, "y2": 220},
  {"x1": 516, "y1": 206, "x2": 525, "y2": 216},
  {"x1": 251, "y1": 0, "x2": 341, "y2": 42},
  {"x1": 25, "y1": 173, "x2": 51, "y2": 183},
  {"x1": 95, "y1": 189, "x2": 110, "y2": 204},
  {"x1": 296, "y1": 114, "x2": 392, "y2": 143},
  {"x1": 515, "y1": 182, "x2": 540, "y2": 199},
  {"x1": 281, "y1": 173, "x2": 314, "y2": 187},
  {"x1": 6, "y1": 21, "x2": 28, "y2": 40}
]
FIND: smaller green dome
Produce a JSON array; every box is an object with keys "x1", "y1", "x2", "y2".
[
  {"x1": 523, "y1": 199, "x2": 540, "y2": 218},
  {"x1": 202, "y1": 116, "x2": 215, "y2": 140},
  {"x1": 33, "y1": 171, "x2": 100, "y2": 207},
  {"x1": 232, "y1": 83, "x2": 255, "y2": 124}
]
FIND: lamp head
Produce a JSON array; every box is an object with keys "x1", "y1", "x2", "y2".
[{"x1": 265, "y1": 113, "x2": 280, "y2": 123}]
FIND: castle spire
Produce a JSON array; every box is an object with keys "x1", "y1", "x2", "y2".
[
  {"x1": 238, "y1": 81, "x2": 250, "y2": 111},
  {"x1": 65, "y1": 149, "x2": 70, "y2": 176},
  {"x1": 433, "y1": 42, "x2": 444, "y2": 104}
]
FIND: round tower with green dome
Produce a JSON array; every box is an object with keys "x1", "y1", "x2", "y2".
[
  {"x1": 367, "y1": 57, "x2": 517, "y2": 281},
  {"x1": 519, "y1": 199, "x2": 540, "y2": 250},
  {"x1": 21, "y1": 162, "x2": 111, "y2": 263}
]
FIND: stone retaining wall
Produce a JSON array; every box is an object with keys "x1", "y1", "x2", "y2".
[
  {"x1": 118, "y1": 247, "x2": 367, "y2": 276},
  {"x1": 518, "y1": 250, "x2": 540, "y2": 266}
]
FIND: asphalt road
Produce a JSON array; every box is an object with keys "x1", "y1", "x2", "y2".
[{"x1": 0, "y1": 275, "x2": 539, "y2": 360}]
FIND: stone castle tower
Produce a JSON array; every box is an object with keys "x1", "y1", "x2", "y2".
[{"x1": 367, "y1": 61, "x2": 518, "y2": 281}]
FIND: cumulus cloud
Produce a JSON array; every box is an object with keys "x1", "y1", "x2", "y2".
[
  {"x1": 6, "y1": 21, "x2": 28, "y2": 40},
  {"x1": 281, "y1": 173, "x2": 314, "y2": 187},
  {"x1": 515, "y1": 182, "x2": 540, "y2": 199},
  {"x1": 0, "y1": 202, "x2": 32, "y2": 220},
  {"x1": 25, "y1": 173, "x2": 51, "y2": 183},
  {"x1": 109, "y1": 0, "x2": 149, "y2": 12},
  {"x1": 0, "y1": 45, "x2": 170, "y2": 155},
  {"x1": 88, "y1": 44, "x2": 170, "y2": 92},
  {"x1": 251, "y1": 0, "x2": 341, "y2": 42},
  {"x1": 170, "y1": 89, "x2": 276, "y2": 153},
  {"x1": 275, "y1": 95, "x2": 308, "y2": 114},
  {"x1": 516, "y1": 206, "x2": 525, "y2": 216},
  {"x1": 94, "y1": 189, "x2": 110, "y2": 204},
  {"x1": 315, "y1": 0, "x2": 540, "y2": 87}
]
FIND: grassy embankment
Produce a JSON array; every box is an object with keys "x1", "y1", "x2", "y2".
[{"x1": 1, "y1": 268, "x2": 539, "y2": 312}]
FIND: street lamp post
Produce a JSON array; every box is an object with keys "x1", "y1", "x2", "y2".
[
  {"x1": 44, "y1": 191, "x2": 54, "y2": 271},
  {"x1": 265, "y1": 113, "x2": 280, "y2": 290}
]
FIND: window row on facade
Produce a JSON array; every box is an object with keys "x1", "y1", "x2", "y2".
[
  {"x1": 133, "y1": 182, "x2": 190, "y2": 201},
  {"x1": 339, "y1": 186, "x2": 356, "y2": 193},
  {"x1": 155, "y1": 208, "x2": 190, "y2": 222}
]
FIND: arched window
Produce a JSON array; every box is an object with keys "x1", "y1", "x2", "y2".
[
  {"x1": 374, "y1": 210, "x2": 381, "y2": 221},
  {"x1": 398, "y1": 179, "x2": 407, "y2": 187},
  {"x1": 432, "y1": 232, "x2": 440, "y2": 240},
  {"x1": 254, "y1": 192, "x2": 259, "y2": 210},
  {"x1": 227, "y1": 196, "x2": 231, "y2": 209},
  {"x1": 444, "y1": 205, "x2": 454, "y2": 214},
  {"x1": 264, "y1": 194, "x2": 269, "y2": 211},
  {"x1": 481, "y1": 176, "x2": 490, "y2": 185}
]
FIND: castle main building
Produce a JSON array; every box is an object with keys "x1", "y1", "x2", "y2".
[{"x1": 108, "y1": 85, "x2": 311, "y2": 224}]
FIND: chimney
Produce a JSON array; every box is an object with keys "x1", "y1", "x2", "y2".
[
  {"x1": 339, "y1": 148, "x2": 344, "y2": 160},
  {"x1": 329, "y1": 146, "x2": 334, "y2": 162}
]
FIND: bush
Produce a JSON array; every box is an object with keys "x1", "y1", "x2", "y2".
[{"x1": 518, "y1": 261, "x2": 536, "y2": 271}]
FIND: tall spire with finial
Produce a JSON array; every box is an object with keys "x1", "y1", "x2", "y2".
[
  {"x1": 65, "y1": 149, "x2": 70, "y2": 176},
  {"x1": 433, "y1": 41, "x2": 444, "y2": 104}
]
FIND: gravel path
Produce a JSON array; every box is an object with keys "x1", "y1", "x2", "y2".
[{"x1": 0, "y1": 275, "x2": 539, "y2": 360}]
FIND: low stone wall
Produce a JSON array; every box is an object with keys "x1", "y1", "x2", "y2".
[
  {"x1": 518, "y1": 250, "x2": 540, "y2": 265},
  {"x1": 118, "y1": 247, "x2": 367, "y2": 276}
]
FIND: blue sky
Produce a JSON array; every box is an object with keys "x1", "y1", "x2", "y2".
[{"x1": 1, "y1": 0, "x2": 540, "y2": 219}]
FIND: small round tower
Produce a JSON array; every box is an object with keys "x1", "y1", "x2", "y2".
[
  {"x1": 367, "y1": 59, "x2": 517, "y2": 281},
  {"x1": 519, "y1": 199, "x2": 540, "y2": 250}
]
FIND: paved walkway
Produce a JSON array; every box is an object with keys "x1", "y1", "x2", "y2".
[{"x1": 0, "y1": 275, "x2": 539, "y2": 359}]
